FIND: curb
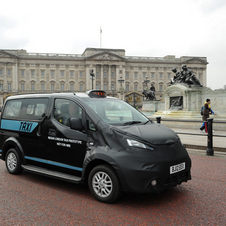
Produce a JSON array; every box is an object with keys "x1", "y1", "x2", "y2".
[{"x1": 184, "y1": 144, "x2": 226, "y2": 153}]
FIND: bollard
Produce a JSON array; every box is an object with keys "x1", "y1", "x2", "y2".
[
  {"x1": 206, "y1": 118, "x2": 214, "y2": 156},
  {"x1": 156, "y1": 117, "x2": 161, "y2": 124}
]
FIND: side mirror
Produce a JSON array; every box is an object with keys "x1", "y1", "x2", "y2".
[{"x1": 70, "y1": 118, "x2": 83, "y2": 131}]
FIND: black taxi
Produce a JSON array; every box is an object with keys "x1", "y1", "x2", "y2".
[{"x1": 0, "y1": 90, "x2": 191, "y2": 203}]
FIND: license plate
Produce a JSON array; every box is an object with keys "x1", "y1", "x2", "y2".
[{"x1": 170, "y1": 162, "x2": 185, "y2": 174}]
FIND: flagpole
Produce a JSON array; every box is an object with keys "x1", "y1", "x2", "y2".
[{"x1": 100, "y1": 26, "x2": 102, "y2": 48}]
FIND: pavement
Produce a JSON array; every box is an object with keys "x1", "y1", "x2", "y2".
[{"x1": 169, "y1": 127, "x2": 226, "y2": 158}]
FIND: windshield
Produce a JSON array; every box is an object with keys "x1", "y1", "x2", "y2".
[{"x1": 82, "y1": 98, "x2": 149, "y2": 125}]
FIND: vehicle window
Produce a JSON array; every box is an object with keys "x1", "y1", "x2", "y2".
[
  {"x1": 54, "y1": 99, "x2": 82, "y2": 127},
  {"x1": 2, "y1": 100, "x2": 22, "y2": 119},
  {"x1": 26, "y1": 104, "x2": 34, "y2": 115},
  {"x1": 82, "y1": 98, "x2": 148, "y2": 125},
  {"x1": 20, "y1": 98, "x2": 48, "y2": 121},
  {"x1": 86, "y1": 115, "x2": 96, "y2": 131},
  {"x1": 35, "y1": 103, "x2": 46, "y2": 116}
]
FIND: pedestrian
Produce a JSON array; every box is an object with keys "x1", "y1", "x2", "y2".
[
  {"x1": 200, "y1": 103, "x2": 211, "y2": 133},
  {"x1": 200, "y1": 99, "x2": 214, "y2": 132}
]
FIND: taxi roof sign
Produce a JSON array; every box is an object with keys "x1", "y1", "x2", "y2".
[{"x1": 86, "y1": 90, "x2": 107, "y2": 98}]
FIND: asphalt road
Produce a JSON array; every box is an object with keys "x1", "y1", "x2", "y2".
[{"x1": 0, "y1": 154, "x2": 226, "y2": 226}]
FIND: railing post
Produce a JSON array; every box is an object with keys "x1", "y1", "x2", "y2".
[
  {"x1": 156, "y1": 117, "x2": 161, "y2": 124},
  {"x1": 206, "y1": 118, "x2": 214, "y2": 156}
]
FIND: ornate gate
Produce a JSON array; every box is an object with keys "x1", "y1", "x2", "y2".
[{"x1": 125, "y1": 91, "x2": 144, "y2": 108}]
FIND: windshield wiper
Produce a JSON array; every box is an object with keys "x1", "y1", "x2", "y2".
[
  {"x1": 144, "y1": 120, "x2": 150, "y2": 125},
  {"x1": 123, "y1": 121, "x2": 142, "y2": 125}
]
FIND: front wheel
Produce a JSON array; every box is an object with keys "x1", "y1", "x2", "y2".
[
  {"x1": 88, "y1": 164, "x2": 122, "y2": 203},
  {"x1": 5, "y1": 148, "x2": 23, "y2": 174}
]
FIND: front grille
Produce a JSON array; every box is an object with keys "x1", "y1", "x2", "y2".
[{"x1": 164, "y1": 171, "x2": 190, "y2": 187}]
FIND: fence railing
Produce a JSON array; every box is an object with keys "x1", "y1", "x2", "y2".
[{"x1": 155, "y1": 117, "x2": 226, "y2": 156}]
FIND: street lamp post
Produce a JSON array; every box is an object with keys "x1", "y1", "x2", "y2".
[
  {"x1": 112, "y1": 88, "x2": 115, "y2": 97},
  {"x1": 118, "y1": 76, "x2": 125, "y2": 88},
  {"x1": 90, "y1": 69, "x2": 95, "y2": 90},
  {"x1": 118, "y1": 76, "x2": 125, "y2": 100}
]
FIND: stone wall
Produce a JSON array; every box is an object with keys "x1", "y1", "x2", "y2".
[
  {"x1": 142, "y1": 100, "x2": 165, "y2": 112},
  {"x1": 201, "y1": 89, "x2": 226, "y2": 117}
]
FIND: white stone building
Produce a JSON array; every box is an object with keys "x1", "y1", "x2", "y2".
[{"x1": 0, "y1": 48, "x2": 208, "y2": 105}]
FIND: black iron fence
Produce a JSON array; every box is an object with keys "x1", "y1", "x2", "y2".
[{"x1": 155, "y1": 117, "x2": 226, "y2": 156}]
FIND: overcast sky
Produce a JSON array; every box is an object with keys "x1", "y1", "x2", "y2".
[{"x1": 1, "y1": 0, "x2": 226, "y2": 90}]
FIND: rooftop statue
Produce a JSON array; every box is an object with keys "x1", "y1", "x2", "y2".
[{"x1": 171, "y1": 64, "x2": 202, "y2": 87}]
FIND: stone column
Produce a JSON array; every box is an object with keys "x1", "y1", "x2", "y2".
[
  {"x1": 184, "y1": 91, "x2": 189, "y2": 111},
  {"x1": 12, "y1": 60, "x2": 18, "y2": 92},
  {"x1": 202, "y1": 67, "x2": 207, "y2": 87},
  {"x1": 108, "y1": 65, "x2": 111, "y2": 90},
  {"x1": 116, "y1": 65, "x2": 120, "y2": 91},
  {"x1": 3, "y1": 63, "x2": 7, "y2": 92},
  {"x1": 101, "y1": 65, "x2": 103, "y2": 90},
  {"x1": 122, "y1": 65, "x2": 126, "y2": 90}
]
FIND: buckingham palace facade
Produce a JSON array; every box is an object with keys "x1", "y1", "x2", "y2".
[{"x1": 0, "y1": 48, "x2": 208, "y2": 105}]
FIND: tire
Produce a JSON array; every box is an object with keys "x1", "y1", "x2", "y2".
[
  {"x1": 5, "y1": 148, "x2": 23, "y2": 174},
  {"x1": 88, "y1": 164, "x2": 122, "y2": 203}
]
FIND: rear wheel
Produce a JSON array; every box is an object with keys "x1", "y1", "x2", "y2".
[
  {"x1": 88, "y1": 164, "x2": 122, "y2": 203},
  {"x1": 5, "y1": 148, "x2": 22, "y2": 174}
]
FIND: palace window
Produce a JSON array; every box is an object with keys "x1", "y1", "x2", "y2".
[
  {"x1": 8, "y1": 83, "x2": 11, "y2": 91},
  {"x1": 21, "y1": 83, "x2": 25, "y2": 91},
  {"x1": 31, "y1": 70, "x2": 35, "y2": 77},
  {"x1": 70, "y1": 83, "x2": 74, "y2": 91},
  {"x1": 41, "y1": 84, "x2": 45, "y2": 90},
  {"x1": 31, "y1": 84, "x2": 35, "y2": 91},
  {"x1": 51, "y1": 84, "x2": 55, "y2": 91}
]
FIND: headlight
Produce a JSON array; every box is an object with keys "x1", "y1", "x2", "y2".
[{"x1": 127, "y1": 139, "x2": 153, "y2": 150}]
